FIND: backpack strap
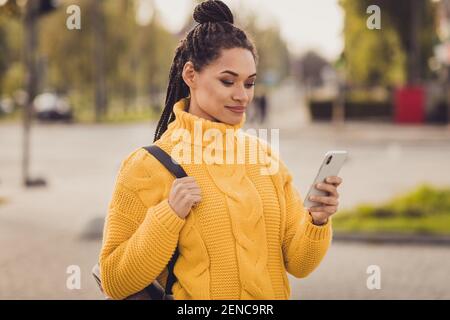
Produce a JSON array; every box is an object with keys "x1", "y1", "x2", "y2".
[
  {"x1": 142, "y1": 145, "x2": 187, "y2": 179},
  {"x1": 142, "y1": 145, "x2": 186, "y2": 296}
]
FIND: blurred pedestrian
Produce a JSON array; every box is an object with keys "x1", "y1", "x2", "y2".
[{"x1": 256, "y1": 94, "x2": 268, "y2": 124}]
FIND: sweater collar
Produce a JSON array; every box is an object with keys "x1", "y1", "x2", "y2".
[
  {"x1": 170, "y1": 98, "x2": 245, "y2": 133},
  {"x1": 162, "y1": 98, "x2": 246, "y2": 149}
]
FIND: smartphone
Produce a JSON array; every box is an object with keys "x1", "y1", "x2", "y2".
[{"x1": 303, "y1": 150, "x2": 348, "y2": 208}]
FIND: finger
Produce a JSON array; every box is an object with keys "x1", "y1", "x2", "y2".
[
  {"x1": 172, "y1": 183, "x2": 183, "y2": 193},
  {"x1": 189, "y1": 195, "x2": 202, "y2": 205},
  {"x1": 309, "y1": 205, "x2": 338, "y2": 214},
  {"x1": 187, "y1": 192, "x2": 201, "y2": 200},
  {"x1": 182, "y1": 185, "x2": 202, "y2": 193},
  {"x1": 187, "y1": 189, "x2": 202, "y2": 196},
  {"x1": 177, "y1": 179, "x2": 200, "y2": 187},
  {"x1": 326, "y1": 176, "x2": 342, "y2": 186},
  {"x1": 180, "y1": 181, "x2": 201, "y2": 189},
  {"x1": 183, "y1": 193, "x2": 200, "y2": 202},
  {"x1": 177, "y1": 177, "x2": 198, "y2": 184},
  {"x1": 309, "y1": 195, "x2": 339, "y2": 206},
  {"x1": 174, "y1": 176, "x2": 196, "y2": 184},
  {"x1": 315, "y1": 183, "x2": 338, "y2": 197},
  {"x1": 179, "y1": 188, "x2": 201, "y2": 196},
  {"x1": 172, "y1": 178, "x2": 185, "y2": 188},
  {"x1": 180, "y1": 188, "x2": 201, "y2": 198},
  {"x1": 174, "y1": 182, "x2": 197, "y2": 193}
]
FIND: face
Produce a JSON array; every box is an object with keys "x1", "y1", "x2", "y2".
[{"x1": 182, "y1": 47, "x2": 257, "y2": 125}]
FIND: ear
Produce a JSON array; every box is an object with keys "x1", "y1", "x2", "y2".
[{"x1": 182, "y1": 61, "x2": 197, "y2": 89}]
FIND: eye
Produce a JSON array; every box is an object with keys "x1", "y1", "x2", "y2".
[
  {"x1": 220, "y1": 80, "x2": 234, "y2": 86},
  {"x1": 245, "y1": 82, "x2": 256, "y2": 89}
]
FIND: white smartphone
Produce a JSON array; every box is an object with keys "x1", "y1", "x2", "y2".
[{"x1": 303, "y1": 150, "x2": 348, "y2": 208}]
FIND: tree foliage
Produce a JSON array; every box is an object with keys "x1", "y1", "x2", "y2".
[
  {"x1": 340, "y1": 0, "x2": 438, "y2": 86},
  {"x1": 0, "y1": 0, "x2": 291, "y2": 120}
]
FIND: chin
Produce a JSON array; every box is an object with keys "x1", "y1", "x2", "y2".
[{"x1": 225, "y1": 114, "x2": 244, "y2": 125}]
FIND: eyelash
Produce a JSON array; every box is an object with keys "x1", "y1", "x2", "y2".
[{"x1": 221, "y1": 80, "x2": 256, "y2": 88}]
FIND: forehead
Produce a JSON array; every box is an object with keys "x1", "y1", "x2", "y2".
[{"x1": 205, "y1": 48, "x2": 256, "y2": 76}]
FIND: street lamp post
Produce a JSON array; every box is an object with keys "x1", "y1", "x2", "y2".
[{"x1": 22, "y1": 0, "x2": 47, "y2": 187}]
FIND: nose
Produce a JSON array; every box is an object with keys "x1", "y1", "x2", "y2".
[{"x1": 232, "y1": 84, "x2": 249, "y2": 105}]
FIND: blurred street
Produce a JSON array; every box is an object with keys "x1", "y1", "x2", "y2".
[
  {"x1": 1, "y1": 106, "x2": 449, "y2": 299},
  {"x1": 2, "y1": 0, "x2": 450, "y2": 302}
]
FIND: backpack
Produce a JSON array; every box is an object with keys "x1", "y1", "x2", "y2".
[{"x1": 92, "y1": 145, "x2": 186, "y2": 300}]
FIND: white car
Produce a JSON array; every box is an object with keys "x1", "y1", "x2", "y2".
[{"x1": 33, "y1": 92, "x2": 73, "y2": 122}]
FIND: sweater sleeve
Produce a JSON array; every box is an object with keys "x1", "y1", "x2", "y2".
[
  {"x1": 280, "y1": 161, "x2": 333, "y2": 279},
  {"x1": 99, "y1": 149, "x2": 185, "y2": 299}
]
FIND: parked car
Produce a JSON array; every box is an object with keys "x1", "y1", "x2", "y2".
[
  {"x1": 0, "y1": 97, "x2": 14, "y2": 116},
  {"x1": 33, "y1": 92, "x2": 73, "y2": 122}
]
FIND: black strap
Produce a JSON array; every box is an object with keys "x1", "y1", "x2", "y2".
[
  {"x1": 142, "y1": 145, "x2": 186, "y2": 296},
  {"x1": 143, "y1": 145, "x2": 187, "y2": 179}
]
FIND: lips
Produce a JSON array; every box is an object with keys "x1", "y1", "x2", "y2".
[{"x1": 226, "y1": 106, "x2": 246, "y2": 113}]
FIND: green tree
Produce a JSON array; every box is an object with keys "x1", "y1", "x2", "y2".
[
  {"x1": 340, "y1": 0, "x2": 438, "y2": 86},
  {"x1": 39, "y1": 0, "x2": 177, "y2": 121},
  {"x1": 340, "y1": 0, "x2": 406, "y2": 86},
  {"x1": 0, "y1": 6, "x2": 24, "y2": 96}
]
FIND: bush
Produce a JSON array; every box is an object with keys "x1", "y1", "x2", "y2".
[{"x1": 333, "y1": 184, "x2": 450, "y2": 235}]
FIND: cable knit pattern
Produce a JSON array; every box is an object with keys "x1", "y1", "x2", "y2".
[
  {"x1": 205, "y1": 162, "x2": 273, "y2": 299},
  {"x1": 99, "y1": 98, "x2": 332, "y2": 300}
]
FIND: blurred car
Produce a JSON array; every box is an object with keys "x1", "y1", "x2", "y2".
[
  {"x1": 33, "y1": 92, "x2": 74, "y2": 122},
  {"x1": 0, "y1": 97, "x2": 14, "y2": 116}
]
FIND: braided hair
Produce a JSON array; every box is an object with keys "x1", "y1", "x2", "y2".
[{"x1": 153, "y1": 0, "x2": 258, "y2": 142}]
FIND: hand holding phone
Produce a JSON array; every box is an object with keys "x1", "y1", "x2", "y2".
[{"x1": 303, "y1": 151, "x2": 347, "y2": 209}]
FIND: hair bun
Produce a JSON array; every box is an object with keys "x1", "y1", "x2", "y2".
[{"x1": 193, "y1": 0, "x2": 234, "y2": 25}]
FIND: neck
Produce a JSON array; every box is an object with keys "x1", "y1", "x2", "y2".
[{"x1": 186, "y1": 97, "x2": 218, "y2": 122}]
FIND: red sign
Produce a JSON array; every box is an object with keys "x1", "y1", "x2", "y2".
[{"x1": 394, "y1": 86, "x2": 425, "y2": 124}]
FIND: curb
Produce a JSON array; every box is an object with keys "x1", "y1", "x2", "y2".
[{"x1": 333, "y1": 232, "x2": 450, "y2": 246}]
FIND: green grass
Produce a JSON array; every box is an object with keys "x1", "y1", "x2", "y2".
[
  {"x1": 102, "y1": 106, "x2": 159, "y2": 124},
  {"x1": 333, "y1": 184, "x2": 450, "y2": 235},
  {"x1": 0, "y1": 109, "x2": 21, "y2": 123},
  {"x1": 72, "y1": 106, "x2": 159, "y2": 124},
  {"x1": 69, "y1": 93, "x2": 161, "y2": 124}
]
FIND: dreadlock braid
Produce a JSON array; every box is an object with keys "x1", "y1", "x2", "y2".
[{"x1": 153, "y1": 0, "x2": 258, "y2": 143}]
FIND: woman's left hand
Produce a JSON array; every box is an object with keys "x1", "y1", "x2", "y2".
[{"x1": 306, "y1": 176, "x2": 343, "y2": 226}]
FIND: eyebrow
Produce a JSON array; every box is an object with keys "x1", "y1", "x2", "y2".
[{"x1": 220, "y1": 70, "x2": 257, "y2": 78}]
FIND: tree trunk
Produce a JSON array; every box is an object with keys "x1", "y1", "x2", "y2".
[
  {"x1": 408, "y1": 0, "x2": 422, "y2": 85},
  {"x1": 92, "y1": 0, "x2": 107, "y2": 122}
]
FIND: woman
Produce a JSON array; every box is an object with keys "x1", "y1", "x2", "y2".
[{"x1": 99, "y1": 0, "x2": 342, "y2": 300}]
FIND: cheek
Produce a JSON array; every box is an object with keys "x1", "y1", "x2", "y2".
[{"x1": 197, "y1": 79, "x2": 229, "y2": 106}]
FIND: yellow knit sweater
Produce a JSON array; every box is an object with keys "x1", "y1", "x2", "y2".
[{"x1": 99, "y1": 98, "x2": 332, "y2": 300}]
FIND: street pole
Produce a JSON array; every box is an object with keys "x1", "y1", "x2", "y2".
[
  {"x1": 409, "y1": 0, "x2": 421, "y2": 86},
  {"x1": 23, "y1": 0, "x2": 46, "y2": 187},
  {"x1": 332, "y1": 81, "x2": 346, "y2": 129},
  {"x1": 92, "y1": 0, "x2": 107, "y2": 123}
]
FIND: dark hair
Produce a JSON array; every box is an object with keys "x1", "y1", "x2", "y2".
[{"x1": 153, "y1": 0, "x2": 257, "y2": 142}]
